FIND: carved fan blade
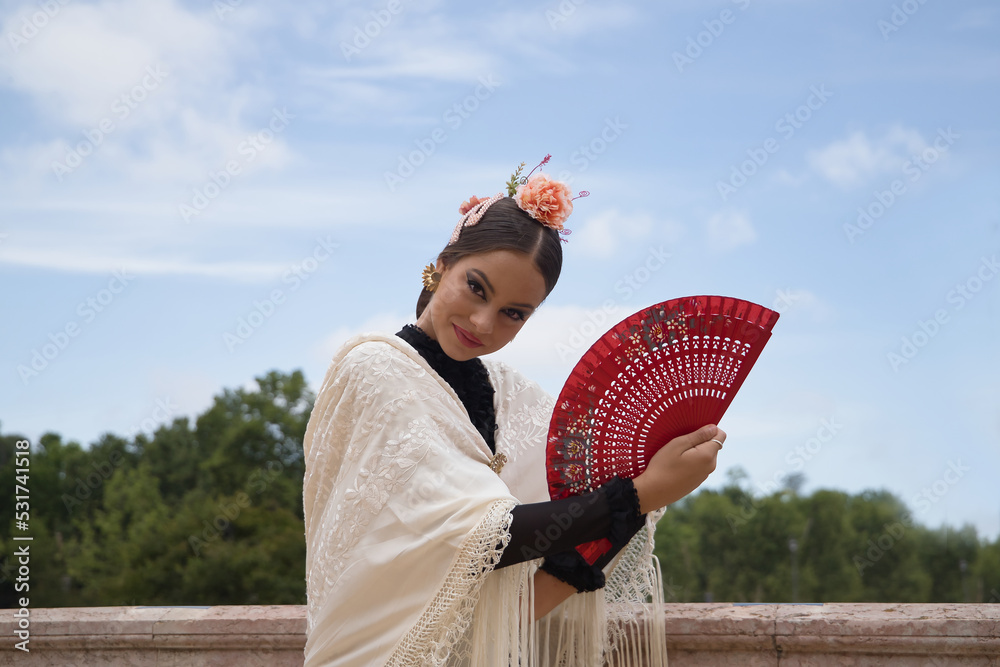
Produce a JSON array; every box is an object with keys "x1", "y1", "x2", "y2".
[{"x1": 546, "y1": 295, "x2": 779, "y2": 564}]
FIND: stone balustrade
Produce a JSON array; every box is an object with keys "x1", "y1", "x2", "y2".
[{"x1": 2, "y1": 603, "x2": 998, "y2": 666}]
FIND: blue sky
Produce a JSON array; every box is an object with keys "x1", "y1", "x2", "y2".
[{"x1": 1, "y1": 0, "x2": 998, "y2": 540}]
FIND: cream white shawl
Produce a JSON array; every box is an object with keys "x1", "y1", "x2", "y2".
[{"x1": 303, "y1": 333, "x2": 667, "y2": 667}]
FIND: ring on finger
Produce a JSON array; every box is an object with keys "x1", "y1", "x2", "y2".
[{"x1": 710, "y1": 438, "x2": 724, "y2": 448}]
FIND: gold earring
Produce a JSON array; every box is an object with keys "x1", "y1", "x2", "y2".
[{"x1": 421, "y1": 263, "x2": 441, "y2": 292}]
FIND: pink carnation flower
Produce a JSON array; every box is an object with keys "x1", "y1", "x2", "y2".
[
  {"x1": 458, "y1": 195, "x2": 484, "y2": 215},
  {"x1": 515, "y1": 174, "x2": 573, "y2": 231}
]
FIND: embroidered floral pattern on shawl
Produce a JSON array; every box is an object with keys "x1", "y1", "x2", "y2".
[{"x1": 303, "y1": 333, "x2": 667, "y2": 667}]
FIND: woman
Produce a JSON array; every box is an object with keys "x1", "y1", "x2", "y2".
[{"x1": 303, "y1": 161, "x2": 725, "y2": 666}]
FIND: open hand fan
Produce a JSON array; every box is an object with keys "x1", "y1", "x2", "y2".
[{"x1": 546, "y1": 295, "x2": 779, "y2": 564}]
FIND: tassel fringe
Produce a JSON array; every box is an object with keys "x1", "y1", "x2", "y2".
[{"x1": 461, "y1": 512, "x2": 669, "y2": 666}]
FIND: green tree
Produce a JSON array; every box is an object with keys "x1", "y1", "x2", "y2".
[
  {"x1": 798, "y1": 490, "x2": 863, "y2": 601},
  {"x1": 848, "y1": 490, "x2": 932, "y2": 601},
  {"x1": 975, "y1": 539, "x2": 1000, "y2": 603},
  {"x1": 66, "y1": 464, "x2": 172, "y2": 604},
  {"x1": 2, "y1": 370, "x2": 313, "y2": 608},
  {"x1": 196, "y1": 370, "x2": 312, "y2": 516},
  {"x1": 6, "y1": 378, "x2": 997, "y2": 608},
  {"x1": 915, "y1": 524, "x2": 980, "y2": 602}
]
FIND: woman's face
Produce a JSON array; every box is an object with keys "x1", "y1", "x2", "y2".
[{"x1": 416, "y1": 249, "x2": 548, "y2": 361}]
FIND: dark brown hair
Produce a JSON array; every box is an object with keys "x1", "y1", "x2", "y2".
[{"x1": 416, "y1": 197, "x2": 563, "y2": 318}]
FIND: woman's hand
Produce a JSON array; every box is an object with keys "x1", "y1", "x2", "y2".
[{"x1": 632, "y1": 425, "x2": 725, "y2": 514}]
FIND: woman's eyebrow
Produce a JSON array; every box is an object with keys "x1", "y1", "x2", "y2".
[
  {"x1": 469, "y1": 268, "x2": 537, "y2": 311},
  {"x1": 469, "y1": 268, "x2": 494, "y2": 294}
]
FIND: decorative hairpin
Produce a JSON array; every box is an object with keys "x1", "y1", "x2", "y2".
[{"x1": 447, "y1": 155, "x2": 589, "y2": 246}]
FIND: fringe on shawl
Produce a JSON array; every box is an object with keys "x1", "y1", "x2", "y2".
[
  {"x1": 525, "y1": 537, "x2": 669, "y2": 667},
  {"x1": 486, "y1": 513, "x2": 670, "y2": 667},
  {"x1": 602, "y1": 515, "x2": 670, "y2": 667},
  {"x1": 534, "y1": 588, "x2": 605, "y2": 666},
  {"x1": 385, "y1": 498, "x2": 520, "y2": 667},
  {"x1": 468, "y1": 560, "x2": 536, "y2": 666},
  {"x1": 467, "y1": 516, "x2": 670, "y2": 667},
  {"x1": 386, "y1": 506, "x2": 670, "y2": 667},
  {"x1": 465, "y1": 546, "x2": 609, "y2": 667}
]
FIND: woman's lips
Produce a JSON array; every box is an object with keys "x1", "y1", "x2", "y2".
[{"x1": 453, "y1": 324, "x2": 483, "y2": 348}]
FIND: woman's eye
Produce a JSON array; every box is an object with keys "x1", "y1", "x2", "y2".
[{"x1": 466, "y1": 278, "x2": 525, "y2": 321}]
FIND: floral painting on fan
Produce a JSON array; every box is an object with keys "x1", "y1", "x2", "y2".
[{"x1": 547, "y1": 295, "x2": 780, "y2": 563}]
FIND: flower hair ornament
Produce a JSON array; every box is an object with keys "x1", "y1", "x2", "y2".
[
  {"x1": 422, "y1": 155, "x2": 588, "y2": 292},
  {"x1": 449, "y1": 155, "x2": 588, "y2": 246}
]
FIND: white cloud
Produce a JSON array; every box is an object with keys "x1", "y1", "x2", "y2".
[
  {"x1": 572, "y1": 208, "x2": 661, "y2": 258},
  {"x1": 132, "y1": 367, "x2": 220, "y2": 435},
  {"x1": 0, "y1": 0, "x2": 295, "y2": 187},
  {"x1": 295, "y1": 76, "x2": 411, "y2": 121},
  {"x1": 491, "y1": 4, "x2": 638, "y2": 43},
  {"x1": 0, "y1": 0, "x2": 231, "y2": 126},
  {"x1": 0, "y1": 159, "x2": 508, "y2": 280},
  {"x1": 0, "y1": 209, "x2": 342, "y2": 280},
  {"x1": 720, "y1": 410, "x2": 830, "y2": 442},
  {"x1": 492, "y1": 303, "x2": 628, "y2": 374},
  {"x1": 706, "y1": 209, "x2": 756, "y2": 251},
  {"x1": 0, "y1": 139, "x2": 68, "y2": 187},
  {"x1": 315, "y1": 46, "x2": 497, "y2": 83},
  {"x1": 303, "y1": 3, "x2": 639, "y2": 118},
  {"x1": 807, "y1": 126, "x2": 930, "y2": 189},
  {"x1": 0, "y1": 242, "x2": 294, "y2": 281},
  {"x1": 317, "y1": 4, "x2": 501, "y2": 86},
  {"x1": 767, "y1": 288, "x2": 835, "y2": 323},
  {"x1": 772, "y1": 168, "x2": 808, "y2": 188},
  {"x1": 312, "y1": 311, "x2": 413, "y2": 367}
]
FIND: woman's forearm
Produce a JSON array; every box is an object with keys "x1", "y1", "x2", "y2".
[{"x1": 533, "y1": 569, "x2": 577, "y2": 619}]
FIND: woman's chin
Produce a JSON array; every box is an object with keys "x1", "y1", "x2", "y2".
[
  {"x1": 448, "y1": 345, "x2": 480, "y2": 361},
  {"x1": 444, "y1": 337, "x2": 485, "y2": 361}
]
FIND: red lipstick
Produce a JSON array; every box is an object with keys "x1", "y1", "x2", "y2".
[{"x1": 453, "y1": 324, "x2": 483, "y2": 348}]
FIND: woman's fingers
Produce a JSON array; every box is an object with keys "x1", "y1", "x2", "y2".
[
  {"x1": 667, "y1": 424, "x2": 720, "y2": 454},
  {"x1": 637, "y1": 425, "x2": 730, "y2": 513},
  {"x1": 636, "y1": 425, "x2": 729, "y2": 513},
  {"x1": 679, "y1": 426, "x2": 726, "y2": 467},
  {"x1": 709, "y1": 427, "x2": 727, "y2": 449}
]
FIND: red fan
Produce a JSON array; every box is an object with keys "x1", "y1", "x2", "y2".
[{"x1": 546, "y1": 295, "x2": 779, "y2": 564}]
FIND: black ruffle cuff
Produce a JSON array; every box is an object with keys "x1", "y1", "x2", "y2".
[{"x1": 539, "y1": 476, "x2": 647, "y2": 593}]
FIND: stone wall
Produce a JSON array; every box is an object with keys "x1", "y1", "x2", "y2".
[{"x1": 2, "y1": 604, "x2": 998, "y2": 666}]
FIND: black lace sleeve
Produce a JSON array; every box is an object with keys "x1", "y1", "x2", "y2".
[
  {"x1": 495, "y1": 477, "x2": 646, "y2": 592},
  {"x1": 394, "y1": 324, "x2": 646, "y2": 593}
]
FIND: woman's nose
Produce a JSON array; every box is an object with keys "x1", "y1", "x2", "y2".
[{"x1": 470, "y1": 308, "x2": 494, "y2": 335}]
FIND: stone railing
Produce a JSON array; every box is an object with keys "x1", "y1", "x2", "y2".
[{"x1": 2, "y1": 603, "x2": 998, "y2": 665}]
